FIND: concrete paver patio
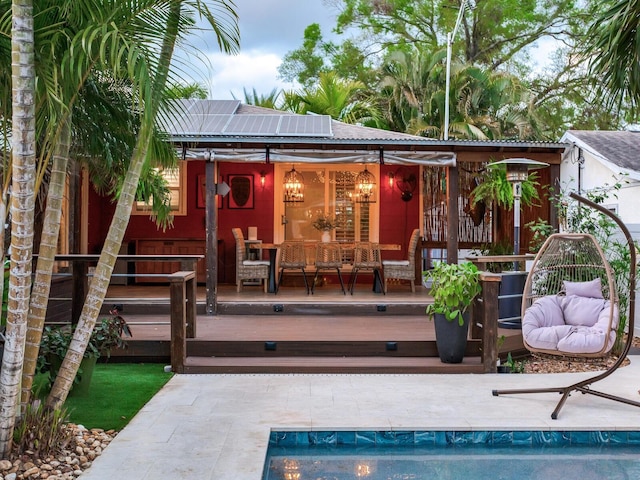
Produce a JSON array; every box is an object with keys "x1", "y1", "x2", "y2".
[{"x1": 80, "y1": 358, "x2": 640, "y2": 479}]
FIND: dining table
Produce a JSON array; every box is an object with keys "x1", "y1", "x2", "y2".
[{"x1": 258, "y1": 241, "x2": 401, "y2": 294}]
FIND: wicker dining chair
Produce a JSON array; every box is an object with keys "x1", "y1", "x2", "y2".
[
  {"x1": 276, "y1": 241, "x2": 309, "y2": 294},
  {"x1": 348, "y1": 242, "x2": 383, "y2": 295},
  {"x1": 382, "y1": 229, "x2": 420, "y2": 293},
  {"x1": 231, "y1": 228, "x2": 270, "y2": 293},
  {"x1": 312, "y1": 242, "x2": 346, "y2": 294}
]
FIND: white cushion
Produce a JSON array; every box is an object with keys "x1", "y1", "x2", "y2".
[
  {"x1": 243, "y1": 260, "x2": 270, "y2": 266},
  {"x1": 563, "y1": 278, "x2": 603, "y2": 299},
  {"x1": 561, "y1": 295, "x2": 606, "y2": 327},
  {"x1": 522, "y1": 293, "x2": 618, "y2": 354},
  {"x1": 382, "y1": 260, "x2": 410, "y2": 266}
]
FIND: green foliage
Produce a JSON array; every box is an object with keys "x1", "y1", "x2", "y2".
[
  {"x1": 474, "y1": 240, "x2": 516, "y2": 273},
  {"x1": 278, "y1": 23, "x2": 329, "y2": 87},
  {"x1": 424, "y1": 261, "x2": 482, "y2": 326},
  {"x1": 240, "y1": 87, "x2": 282, "y2": 109},
  {"x1": 274, "y1": 0, "x2": 615, "y2": 138},
  {"x1": 165, "y1": 82, "x2": 208, "y2": 100},
  {"x1": 281, "y1": 71, "x2": 382, "y2": 127},
  {"x1": 504, "y1": 352, "x2": 526, "y2": 373},
  {"x1": 525, "y1": 218, "x2": 555, "y2": 253},
  {"x1": 471, "y1": 165, "x2": 541, "y2": 210},
  {"x1": 582, "y1": 0, "x2": 640, "y2": 115},
  {"x1": 39, "y1": 316, "x2": 132, "y2": 368},
  {"x1": 13, "y1": 400, "x2": 72, "y2": 457},
  {"x1": 558, "y1": 181, "x2": 639, "y2": 354}
]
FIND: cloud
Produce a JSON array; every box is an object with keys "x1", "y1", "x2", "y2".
[
  {"x1": 204, "y1": 51, "x2": 299, "y2": 100},
  {"x1": 174, "y1": 0, "x2": 338, "y2": 100}
]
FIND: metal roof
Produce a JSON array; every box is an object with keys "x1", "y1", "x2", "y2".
[{"x1": 164, "y1": 100, "x2": 568, "y2": 160}]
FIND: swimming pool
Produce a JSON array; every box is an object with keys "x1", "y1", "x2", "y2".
[{"x1": 263, "y1": 430, "x2": 640, "y2": 480}]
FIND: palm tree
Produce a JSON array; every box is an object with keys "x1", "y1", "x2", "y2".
[
  {"x1": 0, "y1": 0, "x2": 238, "y2": 430},
  {"x1": 380, "y1": 48, "x2": 446, "y2": 136},
  {"x1": 0, "y1": 0, "x2": 36, "y2": 457},
  {"x1": 45, "y1": 0, "x2": 238, "y2": 410},
  {"x1": 583, "y1": 0, "x2": 640, "y2": 114},
  {"x1": 240, "y1": 87, "x2": 282, "y2": 108},
  {"x1": 282, "y1": 71, "x2": 382, "y2": 126},
  {"x1": 380, "y1": 48, "x2": 537, "y2": 139},
  {"x1": 1, "y1": 0, "x2": 177, "y2": 413}
]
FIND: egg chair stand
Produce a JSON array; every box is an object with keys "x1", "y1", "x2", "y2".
[{"x1": 492, "y1": 192, "x2": 638, "y2": 419}]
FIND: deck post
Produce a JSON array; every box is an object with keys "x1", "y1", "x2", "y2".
[
  {"x1": 169, "y1": 271, "x2": 195, "y2": 373},
  {"x1": 475, "y1": 272, "x2": 501, "y2": 373},
  {"x1": 71, "y1": 260, "x2": 88, "y2": 325}
]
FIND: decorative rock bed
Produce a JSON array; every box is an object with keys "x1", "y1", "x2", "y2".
[{"x1": 0, "y1": 424, "x2": 116, "y2": 480}]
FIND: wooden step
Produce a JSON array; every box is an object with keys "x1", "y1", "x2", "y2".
[
  {"x1": 181, "y1": 355, "x2": 485, "y2": 374},
  {"x1": 216, "y1": 300, "x2": 429, "y2": 316}
]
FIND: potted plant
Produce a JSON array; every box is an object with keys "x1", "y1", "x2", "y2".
[
  {"x1": 424, "y1": 261, "x2": 482, "y2": 363},
  {"x1": 39, "y1": 311, "x2": 132, "y2": 395},
  {"x1": 312, "y1": 213, "x2": 336, "y2": 242},
  {"x1": 470, "y1": 163, "x2": 541, "y2": 211}
]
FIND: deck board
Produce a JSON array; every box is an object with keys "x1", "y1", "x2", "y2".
[{"x1": 102, "y1": 283, "x2": 525, "y2": 373}]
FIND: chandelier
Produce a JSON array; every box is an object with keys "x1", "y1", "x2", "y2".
[
  {"x1": 354, "y1": 166, "x2": 376, "y2": 203},
  {"x1": 283, "y1": 166, "x2": 305, "y2": 203}
]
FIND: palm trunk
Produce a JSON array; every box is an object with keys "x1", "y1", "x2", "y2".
[
  {"x1": 46, "y1": 1, "x2": 183, "y2": 410},
  {"x1": 20, "y1": 121, "x2": 71, "y2": 409},
  {"x1": 0, "y1": 0, "x2": 36, "y2": 457}
]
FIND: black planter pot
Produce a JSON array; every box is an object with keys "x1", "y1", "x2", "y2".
[
  {"x1": 498, "y1": 271, "x2": 528, "y2": 329},
  {"x1": 434, "y1": 311, "x2": 470, "y2": 363}
]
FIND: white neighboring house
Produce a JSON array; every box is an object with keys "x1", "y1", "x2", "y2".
[{"x1": 560, "y1": 130, "x2": 640, "y2": 334}]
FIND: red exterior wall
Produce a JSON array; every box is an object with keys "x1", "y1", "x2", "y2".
[{"x1": 87, "y1": 161, "x2": 420, "y2": 283}]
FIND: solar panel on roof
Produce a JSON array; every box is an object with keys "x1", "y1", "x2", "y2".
[
  {"x1": 278, "y1": 115, "x2": 332, "y2": 136},
  {"x1": 224, "y1": 115, "x2": 281, "y2": 135},
  {"x1": 165, "y1": 106, "x2": 334, "y2": 137},
  {"x1": 185, "y1": 99, "x2": 240, "y2": 115},
  {"x1": 201, "y1": 115, "x2": 233, "y2": 133}
]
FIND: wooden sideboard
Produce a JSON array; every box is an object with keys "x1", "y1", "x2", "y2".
[{"x1": 135, "y1": 239, "x2": 207, "y2": 283}]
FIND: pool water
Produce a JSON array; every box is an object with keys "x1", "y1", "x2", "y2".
[{"x1": 262, "y1": 431, "x2": 640, "y2": 480}]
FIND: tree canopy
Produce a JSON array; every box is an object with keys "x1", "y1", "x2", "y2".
[{"x1": 269, "y1": 0, "x2": 635, "y2": 140}]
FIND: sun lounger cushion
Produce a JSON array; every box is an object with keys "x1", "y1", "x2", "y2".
[{"x1": 522, "y1": 292, "x2": 618, "y2": 354}]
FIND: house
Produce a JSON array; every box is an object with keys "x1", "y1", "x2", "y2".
[
  {"x1": 560, "y1": 130, "x2": 640, "y2": 334},
  {"x1": 82, "y1": 100, "x2": 566, "y2": 311},
  {"x1": 560, "y1": 130, "x2": 640, "y2": 232}
]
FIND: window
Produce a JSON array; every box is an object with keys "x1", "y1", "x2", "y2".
[
  {"x1": 280, "y1": 165, "x2": 379, "y2": 244},
  {"x1": 132, "y1": 163, "x2": 187, "y2": 216}
]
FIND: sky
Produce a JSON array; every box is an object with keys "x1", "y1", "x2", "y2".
[
  {"x1": 175, "y1": 1, "x2": 555, "y2": 101},
  {"x1": 176, "y1": 0, "x2": 341, "y2": 100}
]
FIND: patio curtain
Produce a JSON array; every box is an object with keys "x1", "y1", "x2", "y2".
[{"x1": 182, "y1": 148, "x2": 456, "y2": 166}]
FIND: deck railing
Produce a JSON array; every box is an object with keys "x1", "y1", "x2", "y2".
[
  {"x1": 41, "y1": 254, "x2": 203, "y2": 324},
  {"x1": 473, "y1": 272, "x2": 501, "y2": 372}
]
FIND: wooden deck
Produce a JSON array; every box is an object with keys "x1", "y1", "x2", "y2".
[{"x1": 102, "y1": 283, "x2": 525, "y2": 374}]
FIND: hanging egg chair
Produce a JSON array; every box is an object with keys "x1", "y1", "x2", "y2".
[
  {"x1": 521, "y1": 233, "x2": 618, "y2": 358},
  {"x1": 493, "y1": 192, "x2": 638, "y2": 419}
]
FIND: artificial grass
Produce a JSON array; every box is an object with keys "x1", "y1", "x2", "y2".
[{"x1": 35, "y1": 363, "x2": 173, "y2": 431}]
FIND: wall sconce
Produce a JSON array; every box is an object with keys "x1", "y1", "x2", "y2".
[
  {"x1": 354, "y1": 166, "x2": 376, "y2": 203},
  {"x1": 283, "y1": 166, "x2": 305, "y2": 203},
  {"x1": 388, "y1": 171, "x2": 395, "y2": 188},
  {"x1": 260, "y1": 170, "x2": 266, "y2": 188}
]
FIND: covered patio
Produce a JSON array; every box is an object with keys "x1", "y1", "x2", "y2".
[{"x1": 151, "y1": 99, "x2": 566, "y2": 313}]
